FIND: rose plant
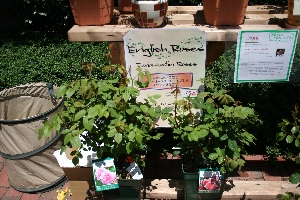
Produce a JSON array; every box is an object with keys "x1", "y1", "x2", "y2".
[
  {"x1": 169, "y1": 77, "x2": 258, "y2": 174},
  {"x1": 39, "y1": 63, "x2": 171, "y2": 167}
]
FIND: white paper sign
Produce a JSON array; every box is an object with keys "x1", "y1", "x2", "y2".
[
  {"x1": 294, "y1": 0, "x2": 300, "y2": 15},
  {"x1": 124, "y1": 28, "x2": 206, "y2": 127},
  {"x1": 234, "y1": 30, "x2": 298, "y2": 83}
]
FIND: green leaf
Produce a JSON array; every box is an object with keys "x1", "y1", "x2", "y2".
[
  {"x1": 197, "y1": 92, "x2": 210, "y2": 99},
  {"x1": 198, "y1": 129, "x2": 209, "y2": 138},
  {"x1": 145, "y1": 70, "x2": 151, "y2": 82},
  {"x1": 228, "y1": 139, "x2": 238, "y2": 152},
  {"x1": 114, "y1": 133, "x2": 122, "y2": 144},
  {"x1": 155, "y1": 105, "x2": 162, "y2": 113},
  {"x1": 66, "y1": 87, "x2": 76, "y2": 98},
  {"x1": 162, "y1": 107, "x2": 173, "y2": 113},
  {"x1": 74, "y1": 109, "x2": 86, "y2": 121},
  {"x1": 286, "y1": 135, "x2": 294, "y2": 143},
  {"x1": 218, "y1": 156, "x2": 224, "y2": 164},
  {"x1": 216, "y1": 148, "x2": 223, "y2": 156},
  {"x1": 289, "y1": 173, "x2": 300, "y2": 184},
  {"x1": 64, "y1": 134, "x2": 72, "y2": 145},
  {"x1": 220, "y1": 134, "x2": 228, "y2": 141},
  {"x1": 83, "y1": 117, "x2": 94, "y2": 132},
  {"x1": 62, "y1": 129, "x2": 71, "y2": 135},
  {"x1": 140, "y1": 105, "x2": 148, "y2": 113},
  {"x1": 291, "y1": 126, "x2": 298, "y2": 134},
  {"x1": 230, "y1": 160, "x2": 239, "y2": 169},
  {"x1": 44, "y1": 126, "x2": 52, "y2": 138},
  {"x1": 70, "y1": 136, "x2": 81, "y2": 149},
  {"x1": 296, "y1": 139, "x2": 300, "y2": 147},
  {"x1": 136, "y1": 133, "x2": 143, "y2": 144},
  {"x1": 128, "y1": 131, "x2": 135, "y2": 141},
  {"x1": 152, "y1": 94, "x2": 161, "y2": 99},
  {"x1": 71, "y1": 130, "x2": 82, "y2": 136},
  {"x1": 107, "y1": 100, "x2": 115, "y2": 108},
  {"x1": 88, "y1": 107, "x2": 98, "y2": 119},
  {"x1": 184, "y1": 126, "x2": 194, "y2": 132},
  {"x1": 276, "y1": 132, "x2": 286, "y2": 141},
  {"x1": 210, "y1": 129, "x2": 219, "y2": 137},
  {"x1": 56, "y1": 85, "x2": 67, "y2": 98},
  {"x1": 38, "y1": 127, "x2": 45, "y2": 140},
  {"x1": 209, "y1": 153, "x2": 218, "y2": 160},
  {"x1": 148, "y1": 108, "x2": 157, "y2": 118},
  {"x1": 126, "y1": 107, "x2": 135, "y2": 115},
  {"x1": 72, "y1": 157, "x2": 79, "y2": 166},
  {"x1": 296, "y1": 157, "x2": 300, "y2": 164},
  {"x1": 126, "y1": 143, "x2": 133, "y2": 154},
  {"x1": 188, "y1": 131, "x2": 198, "y2": 141},
  {"x1": 122, "y1": 91, "x2": 130, "y2": 102}
]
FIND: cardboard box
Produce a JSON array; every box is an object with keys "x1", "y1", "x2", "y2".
[
  {"x1": 62, "y1": 167, "x2": 103, "y2": 200},
  {"x1": 62, "y1": 167, "x2": 142, "y2": 200}
]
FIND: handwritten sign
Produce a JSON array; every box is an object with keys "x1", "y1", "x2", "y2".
[
  {"x1": 124, "y1": 28, "x2": 206, "y2": 127},
  {"x1": 234, "y1": 30, "x2": 298, "y2": 83}
]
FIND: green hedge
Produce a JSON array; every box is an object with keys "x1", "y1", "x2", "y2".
[{"x1": 0, "y1": 34, "x2": 110, "y2": 91}]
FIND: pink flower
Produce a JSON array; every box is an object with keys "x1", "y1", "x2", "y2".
[
  {"x1": 96, "y1": 168, "x2": 116, "y2": 185},
  {"x1": 95, "y1": 168, "x2": 106, "y2": 180},
  {"x1": 203, "y1": 178, "x2": 219, "y2": 190}
]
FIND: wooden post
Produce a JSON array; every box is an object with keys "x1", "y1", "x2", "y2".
[
  {"x1": 206, "y1": 41, "x2": 225, "y2": 67},
  {"x1": 109, "y1": 42, "x2": 126, "y2": 67}
]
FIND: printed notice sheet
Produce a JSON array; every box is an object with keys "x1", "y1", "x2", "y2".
[
  {"x1": 124, "y1": 28, "x2": 206, "y2": 127},
  {"x1": 234, "y1": 30, "x2": 298, "y2": 83},
  {"x1": 294, "y1": 0, "x2": 300, "y2": 15}
]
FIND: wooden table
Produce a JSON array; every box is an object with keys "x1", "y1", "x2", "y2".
[{"x1": 67, "y1": 5, "x2": 290, "y2": 66}]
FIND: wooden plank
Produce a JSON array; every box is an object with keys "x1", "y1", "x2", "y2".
[
  {"x1": 68, "y1": 24, "x2": 286, "y2": 42},
  {"x1": 142, "y1": 179, "x2": 184, "y2": 199},
  {"x1": 141, "y1": 179, "x2": 299, "y2": 200}
]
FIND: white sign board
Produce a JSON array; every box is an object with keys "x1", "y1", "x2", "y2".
[
  {"x1": 294, "y1": 0, "x2": 300, "y2": 15},
  {"x1": 124, "y1": 28, "x2": 206, "y2": 127},
  {"x1": 234, "y1": 30, "x2": 298, "y2": 83}
]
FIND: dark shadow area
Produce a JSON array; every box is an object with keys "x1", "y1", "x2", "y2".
[
  {"x1": 264, "y1": 5, "x2": 288, "y2": 14},
  {"x1": 268, "y1": 17, "x2": 287, "y2": 27}
]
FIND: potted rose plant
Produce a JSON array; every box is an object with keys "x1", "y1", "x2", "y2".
[
  {"x1": 39, "y1": 62, "x2": 171, "y2": 199},
  {"x1": 168, "y1": 77, "x2": 258, "y2": 200}
]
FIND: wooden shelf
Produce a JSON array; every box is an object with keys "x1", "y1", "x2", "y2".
[{"x1": 68, "y1": 5, "x2": 290, "y2": 42}]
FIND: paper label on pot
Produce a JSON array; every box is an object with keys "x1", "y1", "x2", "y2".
[
  {"x1": 126, "y1": 162, "x2": 143, "y2": 180},
  {"x1": 92, "y1": 157, "x2": 119, "y2": 191},
  {"x1": 198, "y1": 168, "x2": 222, "y2": 193}
]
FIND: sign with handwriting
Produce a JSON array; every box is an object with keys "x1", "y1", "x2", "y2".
[
  {"x1": 124, "y1": 28, "x2": 206, "y2": 127},
  {"x1": 234, "y1": 30, "x2": 298, "y2": 83}
]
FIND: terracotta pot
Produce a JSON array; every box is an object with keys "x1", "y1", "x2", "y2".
[
  {"x1": 69, "y1": 0, "x2": 114, "y2": 26},
  {"x1": 203, "y1": 0, "x2": 249, "y2": 26},
  {"x1": 131, "y1": 0, "x2": 168, "y2": 28},
  {"x1": 286, "y1": 0, "x2": 300, "y2": 28},
  {"x1": 118, "y1": 0, "x2": 133, "y2": 13}
]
